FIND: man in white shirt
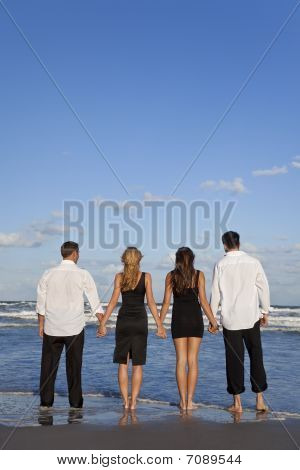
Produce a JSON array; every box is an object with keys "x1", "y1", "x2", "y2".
[
  {"x1": 36, "y1": 241, "x2": 104, "y2": 408},
  {"x1": 210, "y1": 231, "x2": 270, "y2": 413}
]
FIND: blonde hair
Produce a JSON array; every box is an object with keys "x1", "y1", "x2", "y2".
[{"x1": 121, "y1": 247, "x2": 143, "y2": 291}]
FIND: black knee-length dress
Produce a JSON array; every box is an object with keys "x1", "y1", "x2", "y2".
[
  {"x1": 113, "y1": 272, "x2": 148, "y2": 366},
  {"x1": 171, "y1": 270, "x2": 204, "y2": 339}
]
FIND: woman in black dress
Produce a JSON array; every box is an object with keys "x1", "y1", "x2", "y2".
[
  {"x1": 160, "y1": 247, "x2": 218, "y2": 411},
  {"x1": 98, "y1": 247, "x2": 166, "y2": 410}
]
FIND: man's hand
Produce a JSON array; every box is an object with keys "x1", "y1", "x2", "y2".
[
  {"x1": 38, "y1": 313, "x2": 44, "y2": 338},
  {"x1": 208, "y1": 320, "x2": 219, "y2": 334},
  {"x1": 260, "y1": 314, "x2": 268, "y2": 327},
  {"x1": 97, "y1": 324, "x2": 107, "y2": 337}
]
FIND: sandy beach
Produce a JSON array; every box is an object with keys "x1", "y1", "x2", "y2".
[
  {"x1": 0, "y1": 395, "x2": 299, "y2": 450},
  {"x1": 1, "y1": 416, "x2": 300, "y2": 450}
]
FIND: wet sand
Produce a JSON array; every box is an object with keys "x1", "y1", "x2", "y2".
[
  {"x1": 1, "y1": 415, "x2": 299, "y2": 450},
  {"x1": 0, "y1": 394, "x2": 299, "y2": 450}
]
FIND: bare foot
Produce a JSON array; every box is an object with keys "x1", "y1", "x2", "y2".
[
  {"x1": 256, "y1": 394, "x2": 268, "y2": 412},
  {"x1": 130, "y1": 400, "x2": 137, "y2": 410},
  {"x1": 179, "y1": 401, "x2": 187, "y2": 410},
  {"x1": 123, "y1": 402, "x2": 130, "y2": 409},
  {"x1": 186, "y1": 402, "x2": 198, "y2": 410},
  {"x1": 256, "y1": 401, "x2": 268, "y2": 412},
  {"x1": 227, "y1": 403, "x2": 243, "y2": 413}
]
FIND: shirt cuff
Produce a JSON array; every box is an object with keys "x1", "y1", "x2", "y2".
[{"x1": 37, "y1": 311, "x2": 45, "y2": 316}]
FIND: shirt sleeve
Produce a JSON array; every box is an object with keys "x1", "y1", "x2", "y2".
[
  {"x1": 83, "y1": 270, "x2": 104, "y2": 315},
  {"x1": 36, "y1": 271, "x2": 48, "y2": 316},
  {"x1": 255, "y1": 262, "x2": 270, "y2": 313},
  {"x1": 210, "y1": 263, "x2": 221, "y2": 315}
]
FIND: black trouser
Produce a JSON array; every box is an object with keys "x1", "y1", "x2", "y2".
[
  {"x1": 39, "y1": 329, "x2": 84, "y2": 408},
  {"x1": 223, "y1": 320, "x2": 267, "y2": 395}
]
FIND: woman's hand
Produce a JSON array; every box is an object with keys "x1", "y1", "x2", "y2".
[
  {"x1": 97, "y1": 324, "x2": 107, "y2": 337},
  {"x1": 208, "y1": 319, "x2": 219, "y2": 334},
  {"x1": 156, "y1": 325, "x2": 167, "y2": 339}
]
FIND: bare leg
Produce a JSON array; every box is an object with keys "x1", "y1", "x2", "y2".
[
  {"x1": 187, "y1": 337, "x2": 201, "y2": 409},
  {"x1": 228, "y1": 394, "x2": 243, "y2": 413},
  {"x1": 256, "y1": 392, "x2": 268, "y2": 411},
  {"x1": 174, "y1": 338, "x2": 188, "y2": 410},
  {"x1": 131, "y1": 365, "x2": 143, "y2": 410},
  {"x1": 118, "y1": 354, "x2": 130, "y2": 409}
]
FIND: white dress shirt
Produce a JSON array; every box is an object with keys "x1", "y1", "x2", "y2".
[
  {"x1": 36, "y1": 260, "x2": 104, "y2": 336},
  {"x1": 210, "y1": 250, "x2": 270, "y2": 330}
]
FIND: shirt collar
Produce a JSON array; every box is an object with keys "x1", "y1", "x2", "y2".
[
  {"x1": 224, "y1": 250, "x2": 246, "y2": 257},
  {"x1": 61, "y1": 260, "x2": 76, "y2": 265}
]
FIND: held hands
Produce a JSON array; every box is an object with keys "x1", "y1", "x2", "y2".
[
  {"x1": 97, "y1": 324, "x2": 107, "y2": 337},
  {"x1": 208, "y1": 319, "x2": 219, "y2": 334},
  {"x1": 96, "y1": 314, "x2": 107, "y2": 337},
  {"x1": 156, "y1": 324, "x2": 167, "y2": 339}
]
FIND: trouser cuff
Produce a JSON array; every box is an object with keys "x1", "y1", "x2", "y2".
[
  {"x1": 252, "y1": 383, "x2": 268, "y2": 393},
  {"x1": 227, "y1": 386, "x2": 246, "y2": 395}
]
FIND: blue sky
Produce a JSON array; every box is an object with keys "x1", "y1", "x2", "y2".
[{"x1": 0, "y1": 0, "x2": 300, "y2": 303}]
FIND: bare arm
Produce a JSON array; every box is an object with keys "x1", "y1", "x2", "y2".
[
  {"x1": 145, "y1": 273, "x2": 166, "y2": 337},
  {"x1": 198, "y1": 271, "x2": 218, "y2": 331},
  {"x1": 159, "y1": 272, "x2": 172, "y2": 324},
  {"x1": 97, "y1": 274, "x2": 121, "y2": 336}
]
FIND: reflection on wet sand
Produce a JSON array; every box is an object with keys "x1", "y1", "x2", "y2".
[
  {"x1": 119, "y1": 410, "x2": 139, "y2": 426},
  {"x1": 38, "y1": 407, "x2": 84, "y2": 426}
]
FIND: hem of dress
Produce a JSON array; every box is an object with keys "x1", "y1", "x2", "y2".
[
  {"x1": 172, "y1": 334, "x2": 204, "y2": 339},
  {"x1": 113, "y1": 358, "x2": 146, "y2": 366}
]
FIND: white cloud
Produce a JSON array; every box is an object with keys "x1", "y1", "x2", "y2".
[
  {"x1": 51, "y1": 210, "x2": 64, "y2": 218},
  {"x1": 241, "y1": 242, "x2": 258, "y2": 253},
  {"x1": 0, "y1": 232, "x2": 42, "y2": 248},
  {"x1": 252, "y1": 166, "x2": 288, "y2": 176},
  {"x1": 199, "y1": 180, "x2": 216, "y2": 189},
  {"x1": 143, "y1": 192, "x2": 174, "y2": 201},
  {"x1": 0, "y1": 209, "x2": 70, "y2": 249},
  {"x1": 93, "y1": 195, "x2": 129, "y2": 210},
  {"x1": 102, "y1": 263, "x2": 122, "y2": 274},
  {"x1": 200, "y1": 177, "x2": 247, "y2": 194},
  {"x1": 274, "y1": 235, "x2": 288, "y2": 241},
  {"x1": 291, "y1": 156, "x2": 300, "y2": 169},
  {"x1": 156, "y1": 252, "x2": 176, "y2": 270},
  {"x1": 31, "y1": 222, "x2": 66, "y2": 236}
]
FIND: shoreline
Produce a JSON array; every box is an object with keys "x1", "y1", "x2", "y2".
[
  {"x1": 0, "y1": 395, "x2": 299, "y2": 450},
  {"x1": 1, "y1": 393, "x2": 300, "y2": 427},
  {"x1": 1, "y1": 417, "x2": 299, "y2": 450}
]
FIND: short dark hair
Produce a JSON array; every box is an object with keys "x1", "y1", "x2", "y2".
[
  {"x1": 61, "y1": 241, "x2": 79, "y2": 258},
  {"x1": 222, "y1": 231, "x2": 240, "y2": 249}
]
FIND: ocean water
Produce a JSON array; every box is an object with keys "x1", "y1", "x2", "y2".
[{"x1": 0, "y1": 301, "x2": 299, "y2": 426}]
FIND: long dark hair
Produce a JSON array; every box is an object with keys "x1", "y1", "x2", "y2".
[{"x1": 171, "y1": 247, "x2": 196, "y2": 295}]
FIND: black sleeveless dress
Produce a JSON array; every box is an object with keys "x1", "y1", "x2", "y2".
[
  {"x1": 113, "y1": 272, "x2": 148, "y2": 366},
  {"x1": 171, "y1": 270, "x2": 204, "y2": 339}
]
